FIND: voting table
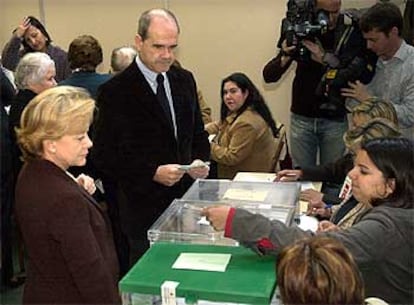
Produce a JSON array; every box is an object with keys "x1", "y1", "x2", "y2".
[
  {"x1": 120, "y1": 243, "x2": 277, "y2": 305},
  {"x1": 120, "y1": 178, "x2": 301, "y2": 305}
]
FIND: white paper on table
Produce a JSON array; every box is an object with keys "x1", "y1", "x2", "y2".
[
  {"x1": 297, "y1": 215, "x2": 319, "y2": 232},
  {"x1": 300, "y1": 182, "x2": 314, "y2": 191},
  {"x1": 223, "y1": 188, "x2": 268, "y2": 202},
  {"x1": 233, "y1": 172, "x2": 276, "y2": 182},
  {"x1": 172, "y1": 253, "x2": 231, "y2": 272}
]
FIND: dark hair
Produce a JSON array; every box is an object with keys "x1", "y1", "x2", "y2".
[
  {"x1": 68, "y1": 35, "x2": 103, "y2": 71},
  {"x1": 277, "y1": 236, "x2": 365, "y2": 305},
  {"x1": 138, "y1": 8, "x2": 180, "y2": 40},
  {"x1": 21, "y1": 16, "x2": 52, "y2": 51},
  {"x1": 220, "y1": 72, "x2": 279, "y2": 137},
  {"x1": 362, "y1": 137, "x2": 414, "y2": 208},
  {"x1": 360, "y1": 2, "x2": 403, "y2": 36}
]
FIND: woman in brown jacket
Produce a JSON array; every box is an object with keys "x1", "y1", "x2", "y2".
[
  {"x1": 206, "y1": 72, "x2": 279, "y2": 179},
  {"x1": 14, "y1": 86, "x2": 120, "y2": 304}
]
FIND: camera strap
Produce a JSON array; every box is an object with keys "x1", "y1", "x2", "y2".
[{"x1": 334, "y1": 26, "x2": 354, "y2": 56}]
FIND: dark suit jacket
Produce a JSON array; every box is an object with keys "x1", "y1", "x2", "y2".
[
  {"x1": 9, "y1": 89, "x2": 37, "y2": 184},
  {"x1": 92, "y1": 62, "x2": 210, "y2": 239},
  {"x1": 15, "y1": 159, "x2": 120, "y2": 304}
]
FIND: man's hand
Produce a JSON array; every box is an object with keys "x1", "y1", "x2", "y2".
[
  {"x1": 280, "y1": 40, "x2": 296, "y2": 67},
  {"x1": 202, "y1": 205, "x2": 231, "y2": 231},
  {"x1": 187, "y1": 159, "x2": 209, "y2": 180},
  {"x1": 302, "y1": 39, "x2": 325, "y2": 64},
  {"x1": 153, "y1": 164, "x2": 185, "y2": 187},
  {"x1": 341, "y1": 80, "x2": 371, "y2": 102}
]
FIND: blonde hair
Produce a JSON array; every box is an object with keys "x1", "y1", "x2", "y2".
[
  {"x1": 351, "y1": 97, "x2": 398, "y2": 127},
  {"x1": 277, "y1": 236, "x2": 364, "y2": 305},
  {"x1": 343, "y1": 117, "x2": 401, "y2": 150},
  {"x1": 16, "y1": 86, "x2": 95, "y2": 161}
]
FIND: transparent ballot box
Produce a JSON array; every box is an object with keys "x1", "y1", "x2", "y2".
[
  {"x1": 182, "y1": 179, "x2": 300, "y2": 208},
  {"x1": 148, "y1": 199, "x2": 296, "y2": 246},
  {"x1": 120, "y1": 243, "x2": 277, "y2": 305}
]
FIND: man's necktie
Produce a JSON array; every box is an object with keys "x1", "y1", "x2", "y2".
[{"x1": 156, "y1": 74, "x2": 173, "y2": 127}]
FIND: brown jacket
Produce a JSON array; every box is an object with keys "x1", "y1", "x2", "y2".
[
  {"x1": 15, "y1": 159, "x2": 120, "y2": 304},
  {"x1": 207, "y1": 108, "x2": 277, "y2": 179}
]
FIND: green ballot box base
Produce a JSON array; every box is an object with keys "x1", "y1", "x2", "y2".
[{"x1": 120, "y1": 243, "x2": 277, "y2": 305}]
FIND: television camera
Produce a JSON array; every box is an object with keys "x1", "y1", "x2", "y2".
[{"x1": 280, "y1": 0, "x2": 329, "y2": 60}]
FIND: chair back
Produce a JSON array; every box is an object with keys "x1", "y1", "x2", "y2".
[{"x1": 272, "y1": 122, "x2": 287, "y2": 172}]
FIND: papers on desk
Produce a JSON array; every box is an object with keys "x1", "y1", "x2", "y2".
[
  {"x1": 233, "y1": 172, "x2": 276, "y2": 182},
  {"x1": 223, "y1": 188, "x2": 268, "y2": 202},
  {"x1": 172, "y1": 253, "x2": 231, "y2": 272},
  {"x1": 297, "y1": 214, "x2": 319, "y2": 232},
  {"x1": 300, "y1": 182, "x2": 314, "y2": 191}
]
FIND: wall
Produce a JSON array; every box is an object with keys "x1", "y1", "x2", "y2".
[{"x1": 1, "y1": 0, "x2": 380, "y2": 128}]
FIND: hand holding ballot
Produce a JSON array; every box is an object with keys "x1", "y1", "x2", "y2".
[
  {"x1": 202, "y1": 205, "x2": 231, "y2": 231},
  {"x1": 153, "y1": 164, "x2": 186, "y2": 187},
  {"x1": 179, "y1": 159, "x2": 210, "y2": 180}
]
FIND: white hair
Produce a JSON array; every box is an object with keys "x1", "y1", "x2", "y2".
[
  {"x1": 15, "y1": 52, "x2": 55, "y2": 90},
  {"x1": 110, "y1": 46, "x2": 137, "y2": 73}
]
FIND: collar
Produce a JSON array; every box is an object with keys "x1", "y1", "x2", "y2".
[
  {"x1": 393, "y1": 40, "x2": 411, "y2": 61},
  {"x1": 224, "y1": 107, "x2": 253, "y2": 124},
  {"x1": 380, "y1": 40, "x2": 410, "y2": 65},
  {"x1": 225, "y1": 112, "x2": 238, "y2": 124},
  {"x1": 135, "y1": 55, "x2": 167, "y2": 87}
]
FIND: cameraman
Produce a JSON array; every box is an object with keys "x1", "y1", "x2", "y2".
[
  {"x1": 342, "y1": 2, "x2": 414, "y2": 139},
  {"x1": 263, "y1": 0, "x2": 375, "y2": 168}
]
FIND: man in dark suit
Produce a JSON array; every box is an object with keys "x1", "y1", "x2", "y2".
[{"x1": 92, "y1": 8, "x2": 210, "y2": 266}]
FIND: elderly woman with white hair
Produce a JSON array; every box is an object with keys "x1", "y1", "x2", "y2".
[
  {"x1": 9, "y1": 52, "x2": 57, "y2": 175},
  {"x1": 6, "y1": 51, "x2": 57, "y2": 289}
]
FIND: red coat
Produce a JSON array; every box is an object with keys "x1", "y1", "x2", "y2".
[{"x1": 15, "y1": 159, "x2": 120, "y2": 304}]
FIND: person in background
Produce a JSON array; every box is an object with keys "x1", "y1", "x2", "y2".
[
  {"x1": 15, "y1": 86, "x2": 120, "y2": 304},
  {"x1": 92, "y1": 8, "x2": 210, "y2": 266},
  {"x1": 61, "y1": 36, "x2": 124, "y2": 275},
  {"x1": 205, "y1": 72, "x2": 279, "y2": 179},
  {"x1": 342, "y1": 2, "x2": 414, "y2": 138},
  {"x1": 310, "y1": 119, "x2": 401, "y2": 230},
  {"x1": 0, "y1": 67, "x2": 20, "y2": 290},
  {"x1": 204, "y1": 137, "x2": 413, "y2": 304},
  {"x1": 277, "y1": 98, "x2": 399, "y2": 208},
  {"x1": 59, "y1": 35, "x2": 111, "y2": 99},
  {"x1": 7, "y1": 52, "x2": 57, "y2": 285},
  {"x1": 349, "y1": 97, "x2": 398, "y2": 128},
  {"x1": 402, "y1": 0, "x2": 413, "y2": 46},
  {"x1": 172, "y1": 60, "x2": 212, "y2": 124},
  {"x1": 110, "y1": 46, "x2": 137, "y2": 74},
  {"x1": 277, "y1": 236, "x2": 364, "y2": 305},
  {"x1": 9, "y1": 52, "x2": 57, "y2": 176},
  {"x1": 263, "y1": 0, "x2": 376, "y2": 168},
  {"x1": 1, "y1": 16, "x2": 70, "y2": 82}
]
